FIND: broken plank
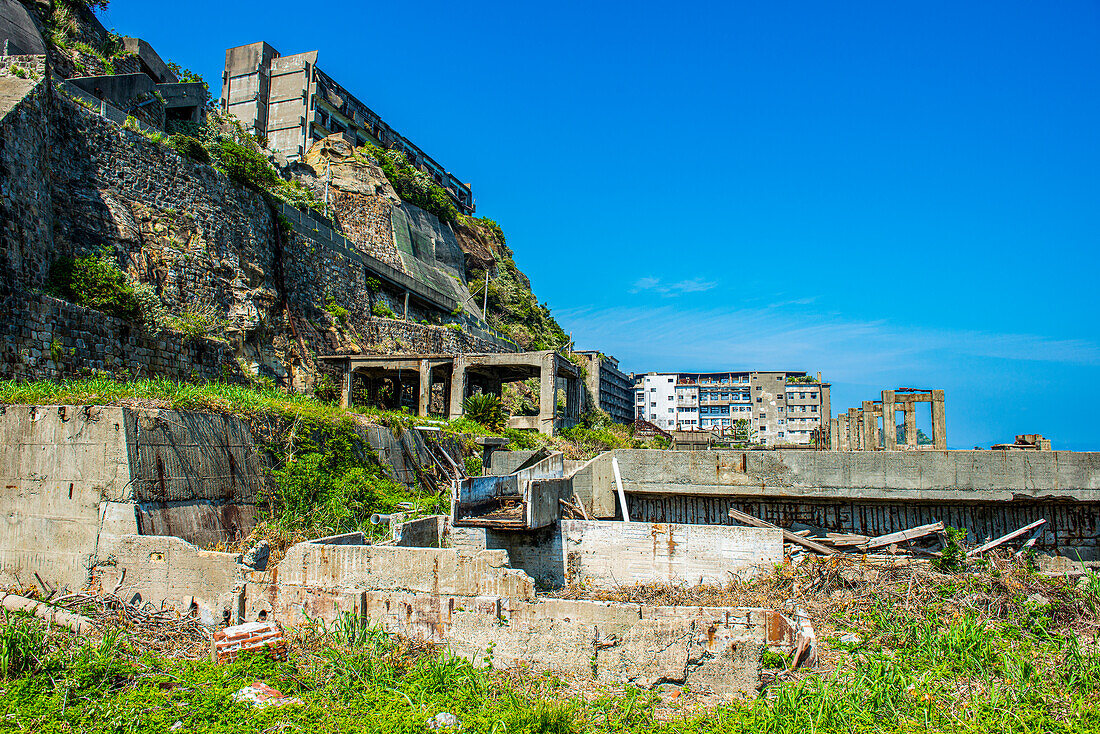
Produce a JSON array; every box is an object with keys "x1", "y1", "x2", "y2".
[
  {"x1": 968, "y1": 519, "x2": 1046, "y2": 557},
  {"x1": 1013, "y1": 524, "x2": 1046, "y2": 558},
  {"x1": 728, "y1": 508, "x2": 839, "y2": 555},
  {"x1": 864, "y1": 522, "x2": 944, "y2": 550}
]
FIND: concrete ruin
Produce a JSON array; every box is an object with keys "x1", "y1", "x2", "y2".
[
  {"x1": 0, "y1": 404, "x2": 260, "y2": 591},
  {"x1": 90, "y1": 529, "x2": 804, "y2": 697},
  {"x1": 570, "y1": 448, "x2": 1100, "y2": 559},
  {"x1": 326, "y1": 351, "x2": 583, "y2": 434},
  {"x1": 830, "y1": 388, "x2": 946, "y2": 450}
]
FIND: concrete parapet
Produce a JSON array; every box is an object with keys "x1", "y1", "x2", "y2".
[{"x1": 449, "y1": 520, "x2": 782, "y2": 588}]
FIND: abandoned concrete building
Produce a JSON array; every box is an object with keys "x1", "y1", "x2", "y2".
[
  {"x1": 325, "y1": 350, "x2": 584, "y2": 434},
  {"x1": 831, "y1": 388, "x2": 947, "y2": 450},
  {"x1": 221, "y1": 41, "x2": 474, "y2": 214},
  {"x1": 574, "y1": 351, "x2": 634, "y2": 424},
  {"x1": 634, "y1": 370, "x2": 831, "y2": 445},
  {"x1": 0, "y1": 0, "x2": 206, "y2": 130}
]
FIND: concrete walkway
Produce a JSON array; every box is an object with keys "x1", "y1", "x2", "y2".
[{"x1": 0, "y1": 76, "x2": 36, "y2": 122}]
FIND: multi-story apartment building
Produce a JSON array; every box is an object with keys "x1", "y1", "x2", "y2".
[
  {"x1": 220, "y1": 42, "x2": 475, "y2": 214},
  {"x1": 634, "y1": 370, "x2": 830, "y2": 446},
  {"x1": 575, "y1": 351, "x2": 634, "y2": 424},
  {"x1": 634, "y1": 373, "x2": 679, "y2": 430}
]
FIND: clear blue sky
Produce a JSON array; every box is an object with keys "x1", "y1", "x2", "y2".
[{"x1": 101, "y1": 0, "x2": 1100, "y2": 449}]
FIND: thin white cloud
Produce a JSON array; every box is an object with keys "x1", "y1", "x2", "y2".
[
  {"x1": 558, "y1": 303, "x2": 1100, "y2": 376},
  {"x1": 630, "y1": 276, "x2": 717, "y2": 296}
]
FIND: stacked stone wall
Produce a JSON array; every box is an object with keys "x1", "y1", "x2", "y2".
[
  {"x1": 0, "y1": 77, "x2": 51, "y2": 294},
  {"x1": 1, "y1": 88, "x2": 511, "y2": 386}
]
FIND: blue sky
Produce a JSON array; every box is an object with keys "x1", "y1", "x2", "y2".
[{"x1": 102, "y1": 0, "x2": 1100, "y2": 449}]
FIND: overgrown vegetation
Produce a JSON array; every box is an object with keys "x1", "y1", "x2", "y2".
[
  {"x1": 463, "y1": 218, "x2": 568, "y2": 351},
  {"x1": 47, "y1": 249, "x2": 142, "y2": 322},
  {"x1": 359, "y1": 144, "x2": 458, "y2": 224},
  {"x1": 462, "y1": 393, "x2": 507, "y2": 433}
]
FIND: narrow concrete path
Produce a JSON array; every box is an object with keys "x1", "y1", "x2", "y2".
[{"x1": 0, "y1": 76, "x2": 37, "y2": 121}]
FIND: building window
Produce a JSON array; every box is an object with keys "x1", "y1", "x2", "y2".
[
  {"x1": 757, "y1": 397, "x2": 762, "y2": 403},
  {"x1": 650, "y1": 401, "x2": 656, "y2": 407},
  {"x1": 650, "y1": 388, "x2": 656, "y2": 393},
  {"x1": 778, "y1": 432, "x2": 785, "y2": 437},
  {"x1": 811, "y1": 406, "x2": 818, "y2": 412}
]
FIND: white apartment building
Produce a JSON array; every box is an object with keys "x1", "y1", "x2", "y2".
[
  {"x1": 634, "y1": 370, "x2": 831, "y2": 446},
  {"x1": 634, "y1": 373, "x2": 679, "y2": 430}
]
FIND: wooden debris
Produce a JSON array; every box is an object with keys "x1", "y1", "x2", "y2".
[
  {"x1": 968, "y1": 519, "x2": 1046, "y2": 556},
  {"x1": 728, "y1": 508, "x2": 839, "y2": 555},
  {"x1": 863, "y1": 522, "x2": 944, "y2": 550}
]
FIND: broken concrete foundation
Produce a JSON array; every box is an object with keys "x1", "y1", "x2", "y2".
[{"x1": 570, "y1": 449, "x2": 1100, "y2": 559}]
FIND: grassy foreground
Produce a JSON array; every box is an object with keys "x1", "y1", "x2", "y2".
[{"x1": 4, "y1": 558, "x2": 1100, "y2": 733}]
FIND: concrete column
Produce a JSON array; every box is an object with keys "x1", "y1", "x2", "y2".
[
  {"x1": 861, "y1": 401, "x2": 875, "y2": 450},
  {"x1": 339, "y1": 362, "x2": 352, "y2": 409},
  {"x1": 931, "y1": 389, "x2": 947, "y2": 449},
  {"x1": 847, "y1": 408, "x2": 859, "y2": 450},
  {"x1": 881, "y1": 390, "x2": 896, "y2": 450},
  {"x1": 829, "y1": 418, "x2": 839, "y2": 450},
  {"x1": 538, "y1": 353, "x2": 557, "y2": 435},
  {"x1": 447, "y1": 356, "x2": 467, "y2": 419},
  {"x1": 904, "y1": 403, "x2": 917, "y2": 448},
  {"x1": 417, "y1": 360, "x2": 431, "y2": 417}
]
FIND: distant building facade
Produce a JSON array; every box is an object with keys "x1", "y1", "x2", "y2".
[
  {"x1": 220, "y1": 42, "x2": 474, "y2": 214},
  {"x1": 634, "y1": 370, "x2": 831, "y2": 446},
  {"x1": 575, "y1": 351, "x2": 633, "y2": 424}
]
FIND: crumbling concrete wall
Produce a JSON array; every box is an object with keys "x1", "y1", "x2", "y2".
[
  {"x1": 0, "y1": 404, "x2": 135, "y2": 590},
  {"x1": 360, "y1": 592, "x2": 768, "y2": 697},
  {"x1": 572, "y1": 449, "x2": 1100, "y2": 558},
  {"x1": 0, "y1": 404, "x2": 262, "y2": 591},
  {"x1": 449, "y1": 521, "x2": 782, "y2": 587},
  {"x1": 243, "y1": 540, "x2": 535, "y2": 624},
  {"x1": 96, "y1": 534, "x2": 243, "y2": 625}
]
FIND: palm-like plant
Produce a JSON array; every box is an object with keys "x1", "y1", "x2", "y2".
[{"x1": 462, "y1": 393, "x2": 507, "y2": 432}]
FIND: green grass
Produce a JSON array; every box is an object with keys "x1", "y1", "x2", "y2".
[{"x1": 0, "y1": 376, "x2": 350, "y2": 423}]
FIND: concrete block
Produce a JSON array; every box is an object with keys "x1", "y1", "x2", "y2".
[{"x1": 97, "y1": 534, "x2": 243, "y2": 625}]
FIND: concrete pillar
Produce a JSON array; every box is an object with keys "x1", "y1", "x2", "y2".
[
  {"x1": 931, "y1": 389, "x2": 947, "y2": 449},
  {"x1": 829, "y1": 418, "x2": 839, "y2": 450},
  {"x1": 847, "y1": 408, "x2": 859, "y2": 450},
  {"x1": 861, "y1": 401, "x2": 875, "y2": 450},
  {"x1": 538, "y1": 353, "x2": 557, "y2": 435},
  {"x1": 447, "y1": 356, "x2": 467, "y2": 419},
  {"x1": 904, "y1": 403, "x2": 917, "y2": 448},
  {"x1": 881, "y1": 390, "x2": 896, "y2": 450},
  {"x1": 339, "y1": 361, "x2": 352, "y2": 409},
  {"x1": 417, "y1": 360, "x2": 431, "y2": 417}
]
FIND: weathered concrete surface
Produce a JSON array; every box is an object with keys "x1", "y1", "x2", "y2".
[
  {"x1": 0, "y1": 405, "x2": 135, "y2": 590},
  {"x1": 96, "y1": 534, "x2": 243, "y2": 625},
  {"x1": 450, "y1": 521, "x2": 782, "y2": 587},
  {"x1": 358, "y1": 592, "x2": 771, "y2": 696},
  {"x1": 393, "y1": 515, "x2": 445, "y2": 547},
  {"x1": 242, "y1": 541, "x2": 536, "y2": 624},
  {"x1": 571, "y1": 450, "x2": 1100, "y2": 558},
  {"x1": 0, "y1": 405, "x2": 262, "y2": 590}
]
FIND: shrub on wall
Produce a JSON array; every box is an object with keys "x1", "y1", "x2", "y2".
[
  {"x1": 168, "y1": 134, "x2": 210, "y2": 164},
  {"x1": 47, "y1": 251, "x2": 141, "y2": 322},
  {"x1": 211, "y1": 140, "x2": 277, "y2": 189},
  {"x1": 371, "y1": 303, "x2": 397, "y2": 319}
]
